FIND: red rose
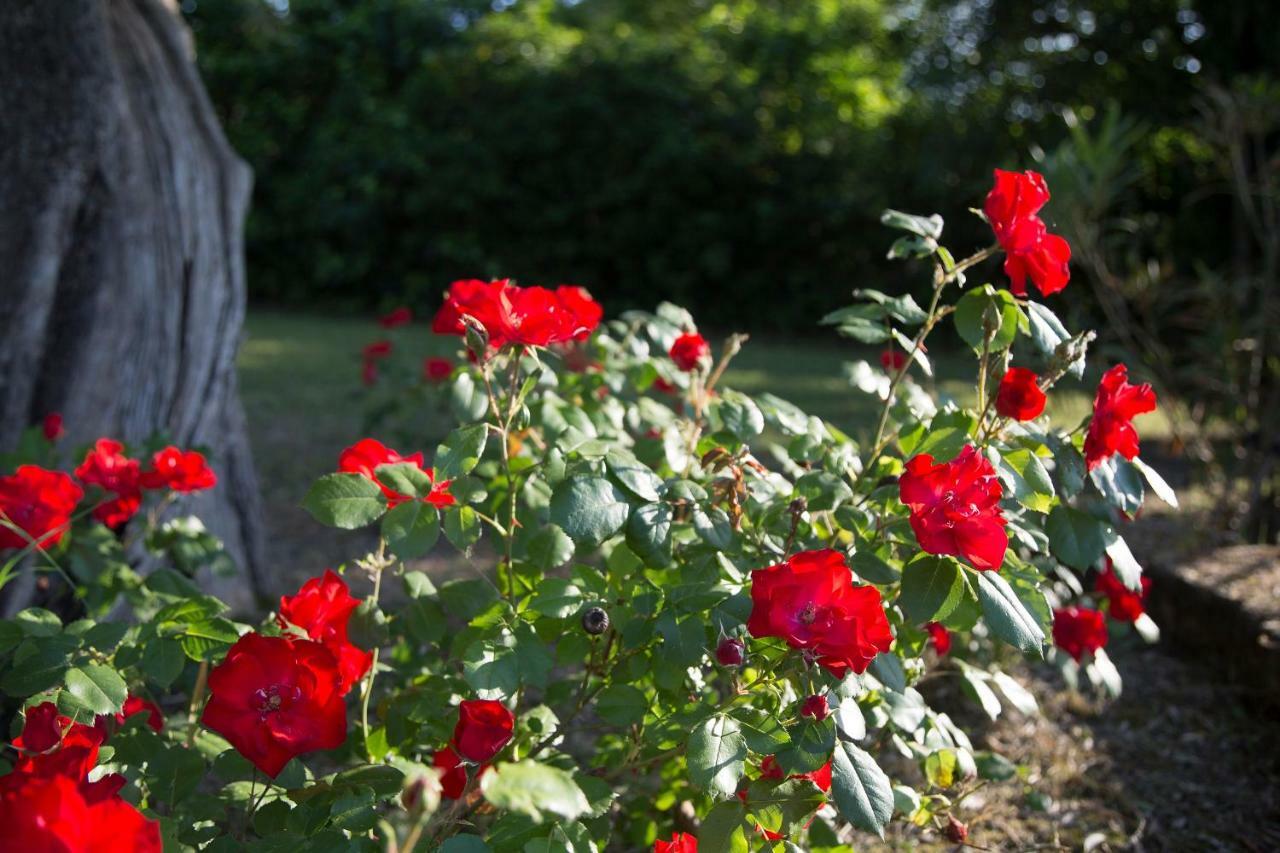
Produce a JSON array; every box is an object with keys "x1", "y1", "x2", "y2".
[
  {"x1": 431, "y1": 279, "x2": 602, "y2": 349},
  {"x1": 434, "y1": 747, "x2": 468, "y2": 800},
  {"x1": 995, "y1": 367, "x2": 1047, "y2": 421},
  {"x1": 1095, "y1": 561, "x2": 1151, "y2": 622},
  {"x1": 363, "y1": 340, "x2": 393, "y2": 360},
  {"x1": 451, "y1": 699, "x2": 514, "y2": 764},
  {"x1": 1052, "y1": 606, "x2": 1108, "y2": 661},
  {"x1": 201, "y1": 633, "x2": 348, "y2": 778},
  {"x1": 42, "y1": 413, "x2": 65, "y2": 442},
  {"x1": 925, "y1": 621, "x2": 952, "y2": 656},
  {"x1": 668, "y1": 333, "x2": 710, "y2": 372},
  {"x1": 75, "y1": 438, "x2": 143, "y2": 528},
  {"x1": 122, "y1": 696, "x2": 164, "y2": 733},
  {"x1": 655, "y1": 832, "x2": 698, "y2": 853},
  {"x1": 362, "y1": 359, "x2": 379, "y2": 386},
  {"x1": 0, "y1": 465, "x2": 83, "y2": 551},
  {"x1": 337, "y1": 438, "x2": 454, "y2": 509},
  {"x1": 800, "y1": 694, "x2": 829, "y2": 721},
  {"x1": 380, "y1": 306, "x2": 413, "y2": 329},
  {"x1": 16, "y1": 702, "x2": 74, "y2": 754},
  {"x1": 747, "y1": 549, "x2": 893, "y2": 676},
  {"x1": 12, "y1": 702, "x2": 107, "y2": 784},
  {"x1": 759, "y1": 755, "x2": 832, "y2": 792},
  {"x1": 984, "y1": 169, "x2": 1072, "y2": 297},
  {"x1": 279, "y1": 570, "x2": 372, "y2": 695},
  {"x1": 0, "y1": 772, "x2": 161, "y2": 853},
  {"x1": 879, "y1": 347, "x2": 909, "y2": 372},
  {"x1": 899, "y1": 445, "x2": 1008, "y2": 571},
  {"x1": 139, "y1": 447, "x2": 216, "y2": 492},
  {"x1": 553, "y1": 285, "x2": 604, "y2": 342},
  {"x1": 1083, "y1": 365, "x2": 1157, "y2": 471},
  {"x1": 424, "y1": 357, "x2": 454, "y2": 383},
  {"x1": 715, "y1": 637, "x2": 745, "y2": 667},
  {"x1": 651, "y1": 377, "x2": 679, "y2": 396}
]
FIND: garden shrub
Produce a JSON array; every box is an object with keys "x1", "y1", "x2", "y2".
[{"x1": 0, "y1": 170, "x2": 1170, "y2": 850}]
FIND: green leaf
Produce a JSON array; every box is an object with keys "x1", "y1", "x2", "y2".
[
  {"x1": 445, "y1": 506, "x2": 483, "y2": 551},
  {"x1": 333, "y1": 764, "x2": 406, "y2": 797},
  {"x1": 528, "y1": 578, "x2": 583, "y2": 620},
  {"x1": 776, "y1": 718, "x2": 836, "y2": 774},
  {"x1": 1024, "y1": 300, "x2": 1070, "y2": 355},
  {"x1": 549, "y1": 477, "x2": 631, "y2": 549},
  {"x1": 374, "y1": 462, "x2": 437, "y2": 498},
  {"x1": 1104, "y1": 534, "x2": 1144, "y2": 591},
  {"x1": 64, "y1": 664, "x2": 127, "y2": 715},
  {"x1": 879, "y1": 209, "x2": 943, "y2": 240},
  {"x1": 976, "y1": 571, "x2": 1045, "y2": 655},
  {"x1": 958, "y1": 669, "x2": 1002, "y2": 720},
  {"x1": 527, "y1": 525, "x2": 575, "y2": 571},
  {"x1": 141, "y1": 637, "x2": 186, "y2": 688},
  {"x1": 850, "y1": 551, "x2": 900, "y2": 584},
  {"x1": 692, "y1": 506, "x2": 734, "y2": 551},
  {"x1": 462, "y1": 639, "x2": 520, "y2": 701},
  {"x1": 913, "y1": 411, "x2": 977, "y2": 462},
  {"x1": 481, "y1": 761, "x2": 590, "y2": 823},
  {"x1": 1045, "y1": 505, "x2": 1109, "y2": 570},
  {"x1": 1002, "y1": 448, "x2": 1055, "y2": 513},
  {"x1": 595, "y1": 684, "x2": 648, "y2": 727},
  {"x1": 606, "y1": 453, "x2": 663, "y2": 502},
  {"x1": 1089, "y1": 457, "x2": 1144, "y2": 515},
  {"x1": 442, "y1": 837, "x2": 492, "y2": 853},
  {"x1": 898, "y1": 555, "x2": 965, "y2": 623},
  {"x1": 178, "y1": 618, "x2": 241, "y2": 662},
  {"x1": 1133, "y1": 457, "x2": 1178, "y2": 508},
  {"x1": 302, "y1": 473, "x2": 387, "y2": 529},
  {"x1": 381, "y1": 501, "x2": 441, "y2": 559},
  {"x1": 626, "y1": 503, "x2": 674, "y2": 567},
  {"x1": 745, "y1": 778, "x2": 827, "y2": 837},
  {"x1": 437, "y1": 424, "x2": 489, "y2": 478},
  {"x1": 688, "y1": 714, "x2": 748, "y2": 799},
  {"x1": 954, "y1": 285, "x2": 1019, "y2": 351},
  {"x1": 715, "y1": 392, "x2": 765, "y2": 440},
  {"x1": 15, "y1": 608, "x2": 62, "y2": 637},
  {"x1": 830, "y1": 739, "x2": 894, "y2": 837},
  {"x1": 0, "y1": 635, "x2": 77, "y2": 695},
  {"x1": 698, "y1": 800, "x2": 751, "y2": 853},
  {"x1": 795, "y1": 471, "x2": 853, "y2": 512}
]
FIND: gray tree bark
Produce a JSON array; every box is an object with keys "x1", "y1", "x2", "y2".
[{"x1": 0, "y1": 0, "x2": 264, "y2": 612}]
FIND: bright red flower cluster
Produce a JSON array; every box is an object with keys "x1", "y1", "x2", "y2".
[
  {"x1": 431, "y1": 279, "x2": 603, "y2": 349},
  {"x1": 201, "y1": 632, "x2": 348, "y2": 778},
  {"x1": 1051, "y1": 606, "x2": 1108, "y2": 661},
  {"x1": 1083, "y1": 365, "x2": 1157, "y2": 471},
  {"x1": 279, "y1": 570, "x2": 372, "y2": 695},
  {"x1": 0, "y1": 465, "x2": 82, "y2": 550},
  {"x1": 72, "y1": 440, "x2": 216, "y2": 529},
  {"x1": 1095, "y1": 562, "x2": 1151, "y2": 622},
  {"x1": 338, "y1": 438, "x2": 454, "y2": 509},
  {"x1": 668, "y1": 332, "x2": 710, "y2": 372},
  {"x1": 984, "y1": 169, "x2": 1072, "y2": 297},
  {"x1": 995, "y1": 367, "x2": 1047, "y2": 421},
  {"x1": 899, "y1": 445, "x2": 1008, "y2": 570},
  {"x1": 747, "y1": 549, "x2": 893, "y2": 676},
  {"x1": 741, "y1": 755, "x2": 833, "y2": 840},
  {"x1": 654, "y1": 832, "x2": 698, "y2": 853},
  {"x1": 1, "y1": 702, "x2": 160, "y2": 851}
]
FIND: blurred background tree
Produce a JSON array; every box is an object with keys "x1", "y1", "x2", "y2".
[{"x1": 184, "y1": 0, "x2": 1277, "y2": 534}]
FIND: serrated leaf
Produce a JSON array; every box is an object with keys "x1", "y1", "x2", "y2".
[
  {"x1": 436, "y1": 424, "x2": 489, "y2": 478},
  {"x1": 688, "y1": 714, "x2": 747, "y2": 799},
  {"x1": 64, "y1": 664, "x2": 127, "y2": 715},
  {"x1": 302, "y1": 473, "x2": 387, "y2": 529},
  {"x1": 899, "y1": 555, "x2": 965, "y2": 623},
  {"x1": 549, "y1": 477, "x2": 630, "y2": 549},
  {"x1": 381, "y1": 500, "x2": 440, "y2": 558},
  {"x1": 527, "y1": 525, "x2": 575, "y2": 571},
  {"x1": 976, "y1": 571, "x2": 1045, "y2": 655},
  {"x1": 595, "y1": 684, "x2": 647, "y2": 727},
  {"x1": 626, "y1": 503, "x2": 673, "y2": 567},
  {"x1": 830, "y1": 739, "x2": 894, "y2": 837},
  {"x1": 481, "y1": 761, "x2": 590, "y2": 823},
  {"x1": 1089, "y1": 457, "x2": 1144, "y2": 515}
]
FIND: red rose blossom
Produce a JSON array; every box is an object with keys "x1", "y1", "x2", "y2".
[
  {"x1": 984, "y1": 168, "x2": 1072, "y2": 297},
  {"x1": 0, "y1": 772, "x2": 161, "y2": 853},
  {"x1": 1052, "y1": 606, "x2": 1108, "y2": 661},
  {"x1": 668, "y1": 333, "x2": 710, "y2": 372},
  {"x1": 1095, "y1": 561, "x2": 1151, "y2": 623},
  {"x1": 279, "y1": 570, "x2": 372, "y2": 695},
  {"x1": 380, "y1": 306, "x2": 413, "y2": 328},
  {"x1": 747, "y1": 549, "x2": 893, "y2": 676},
  {"x1": 201, "y1": 633, "x2": 348, "y2": 777},
  {"x1": 434, "y1": 747, "x2": 468, "y2": 800},
  {"x1": 424, "y1": 357, "x2": 454, "y2": 383},
  {"x1": 337, "y1": 438, "x2": 454, "y2": 509},
  {"x1": 75, "y1": 438, "x2": 143, "y2": 528},
  {"x1": 925, "y1": 621, "x2": 952, "y2": 656},
  {"x1": 1083, "y1": 365, "x2": 1157, "y2": 471},
  {"x1": 139, "y1": 446, "x2": 216, "y2": 492},
  {"x1": 715, "y1": 637, "x2": 745, "y2": 667},
  {"x1": 655, "y1": 832, "x2": 698, "y2": 853},
  {"x1": 431, "y1": 279, "x2": 602, "y2": 349},
  {"x1": 899, "y1": 445, "x2": 1008, "y2": 571},
  {"x1": 880, "y1": 347, "x2": 909, "y2": 372},
  {"x1": 995, "y1": 367, "x2": 1047, "y2": 421},
  {"x1": 800, "y1": 694, "x2": 829, "y2": 721},
  {"x1": 451, "y1": 699, "x2": 514, "y2": 764},
  {"x1": 122, "y1": 696, "x2": 164, "y2": 733},
  {"x1": 0, "y1": 465, "x2": 83, "y2": 551},
  {"x1": 43, "y1": 412, "x2": 65, "y2": 442}
]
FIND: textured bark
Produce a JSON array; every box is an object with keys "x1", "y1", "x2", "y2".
[{"x1": 0, "y1": 0, "x2": 263, "y2": 612}]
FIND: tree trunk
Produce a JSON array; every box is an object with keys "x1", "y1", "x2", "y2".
[{"x1": 0, "y1": 0, "x2": 264, "y2": 612}]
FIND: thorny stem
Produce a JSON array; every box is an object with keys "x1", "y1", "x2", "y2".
[{"x1": 361, "y1": 539, "x2": 390, "y2": 762}]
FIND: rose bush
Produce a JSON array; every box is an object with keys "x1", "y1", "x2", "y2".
[{"x1": 0, "y1": 170, "x2": 1173, "y2": 850}]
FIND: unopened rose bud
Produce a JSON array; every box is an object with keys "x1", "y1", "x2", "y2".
[
  {"x1": 581, "y1": 606, "x2": 609, "y2": 635},
  {"x1": 800, "y1": 694, "x2": 829, "y2": 721},
  {"x1": 715, "y1": 637, "x2": 745, "y2": 667},
  {"x1": 943, "y1": 813, "x2": 968, "y2": 844},
  {"x1": 461, "y1": 314, "x2": 490, "y2": 360}
]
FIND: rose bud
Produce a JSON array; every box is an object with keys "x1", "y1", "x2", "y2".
[
  {"x1": 800, "y1": 694, "x2": 829, "y2": 721},
  {"x1": 715, "y1": 637, "x2": 745, "y2": 667},
  {"x1": 943, "y1": 814, "x2": 969, "y2": 843}
]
